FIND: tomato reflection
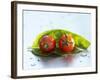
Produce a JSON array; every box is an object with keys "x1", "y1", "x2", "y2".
[{"x1": 63, "y1": 54, "x2": 74, "y2": 63}]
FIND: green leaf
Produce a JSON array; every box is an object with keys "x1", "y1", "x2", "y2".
[{"x1": 31, "y1": 29, "x2": 90, "y2": 57}]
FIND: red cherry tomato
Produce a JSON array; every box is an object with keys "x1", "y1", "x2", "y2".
[
  {"x1": 59, "y1": 34, "x2": 75, "y2": 52},
  {"x1": 39, "y1": 35, "x2": 56, "y2": 52}
]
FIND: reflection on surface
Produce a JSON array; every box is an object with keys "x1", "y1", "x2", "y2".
[{"x1": 23, "y1": 49, "x2": 91, "y2": 70}]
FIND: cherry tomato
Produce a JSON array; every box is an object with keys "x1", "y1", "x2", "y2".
[
  {"x1": 59, "y1": 34, "x2": 75, "y2": 52},
  {"x1": 39, "y1": 35, "x2": 56, "y2": 52}
]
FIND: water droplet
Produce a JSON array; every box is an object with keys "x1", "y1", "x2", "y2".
[
  {"x1": 30, "y1": 58, "x2": 33, "y2": 60},
  {"x1": 80, "y1": 61, "x2": 82, "y2": 62},
  {"x1": 88, "y1": 56, "x2": 90, "y2": 58},
  {"x1": 80, "y1": 53, "x2": 87, "y2": 57},
  {"x1": 31, "y1": 64, "x2": 36, "y2": 66},
  {"x1": 37, "y1": 59, "x2": 40, "y2": 62}
]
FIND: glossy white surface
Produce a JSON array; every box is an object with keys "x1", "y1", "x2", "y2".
[{"x1": 23, "y1": 10, "x2": 91, "y2": 70}]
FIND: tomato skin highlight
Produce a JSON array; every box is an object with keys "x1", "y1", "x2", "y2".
[
  {"x1": 39, "y1": 35, "x2": 56, "y2": 53},
  {"x1": 59, "y1": 34, "x2": 75, "y2": 52}
]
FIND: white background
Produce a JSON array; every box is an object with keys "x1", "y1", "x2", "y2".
[{"x1": 0, "y1": 0, "x2": 99, "y2": 80}]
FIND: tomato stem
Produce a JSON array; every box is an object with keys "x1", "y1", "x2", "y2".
[{"x1": 44, "y1": 43, "x2": 49, "y2": 48}]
